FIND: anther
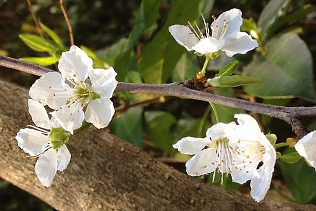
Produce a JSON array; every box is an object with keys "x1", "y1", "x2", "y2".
[{"x1": 48, "y1": 86, "x2": 51, "y2": 89}]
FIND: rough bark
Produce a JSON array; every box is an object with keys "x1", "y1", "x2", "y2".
[{"x1": 0, "y1": 79, "x2": 315, "y2": 211}]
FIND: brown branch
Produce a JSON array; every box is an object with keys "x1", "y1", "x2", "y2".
[
  {"x1": 60, "y1": 0, "x2": 74, "y2": 46},
  {"x1": 26, "y1": 0, "x2": 43, "y2": 37},
  {"x1": 1, "y1": 79, "x2": 316, "y2": 211},
  {"x1": 1, "y1": 54, "x2": 315, "y2": 137}
]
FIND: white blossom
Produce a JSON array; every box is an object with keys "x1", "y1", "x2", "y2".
[
  {"x1": 173, "y1": 122, "x2": 237, "y2": 184},
  {"x1": 295, "y1": 131, "x2": 316, "y2": 169},
  {"x1": 29, "y1": 45, "x2": 118, "y2": 133},
  {"x1": 16, "y1": 99, "x2": 71, "y2": 187},
  {"x1": 168, "y1": 8, "x2": 258, "y2": 57},
  {"x1": 226, "y1": 114, "x2": 276, "y2": 202}
]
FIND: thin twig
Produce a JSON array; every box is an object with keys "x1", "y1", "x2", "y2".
[
  {"x1": 26, "y1": 0, "x2": 43, "y2": 37},
  {"x1": 0, "y1": 55, "x2": 315, "y2": 137},
  {"x1": 60, "y1": 0, "x2": 74, "y2": 46}
]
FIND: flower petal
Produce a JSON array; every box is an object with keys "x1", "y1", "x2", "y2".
[
  {"x1": 192, "y1": 37, "x2": 225, "y2": 55},
  {"x1": 35, "y1": 148, "x2": 57, "y2": 187},
  {"x1": 211, "y1": 8, "x2": 242, "y2": 40},
  {"x1": 28, "y1": 99, "x2": 52, "y2": 129},
  {"x1": 58, "y1": 45, "x2": 92, "y2": 82},
  {"x1": 295, "y1": 131, "x2": 316, "y2": 168},
  {"x1": 186, "y1": 148, "x2": 218, "y2": 176},
  {"x1": 206, "y1": 122, "x2": 236, "y2": 140},
  {"x1": 57, "y1": 145, "x2": 71, "y2": 171},
  {"x1": 249, "y1": 167, "x2": 273, "y2": 202},
  {"x1": 29, "y1": 72, "x2": 71, "y2": 110},
  {"x1": 16, "y1": 128, "x2": 49, "y2": 156},
  {"x1": 222, "y1": 32, "x2": 258, "y2": 57},
  {"x1": 169, "y1": 25, "x2": 199, "y2": 51},
  {"x1": 90, "y1": 67, "x2": 118, "y2": 98},
  {"x1": 173, "y1": 137, "x2": 210, "y2": 155},
  {"x1": 85, "y1": 98, "x2": 115, "y2": 129},
  {"x1": 53, "y1": 103, "x2": 85, "y2": 134}
]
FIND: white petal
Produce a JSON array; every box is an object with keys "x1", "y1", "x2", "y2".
[
  {"x1": 249, "y1": 167, "x2": 273, "y2": 202},
  {"x1": 85, "y1": 98, "x2": 115, "y2": 129},
  {"x1": 28, "y1": 99, "x2": 51, "y2": 129},
  {"x1": 57, "y1": 145, "x2": 71, "y2": 171},
  {"x1": 173, "y1": 137, "x2": 210, "y2": 155},
  {"x1": 58, "y1": 45, "x2": 92, "y2": 82},
  {"x1": 206, "y1": 122, "x2": 236, "y2": 140},
  {"x1": 169, "y1": 25, "x2": 199, "y2": 51},
  {"x1": 35, "y1": 148, "x2": 57, "y2": 187},
  {"x1": 29, "y1": 72, "x2": 71, "y2": 110},
  {"x1": 186, "y1": 148, "x2": 218, "y2": 176},
  {"x1": 222, "y1": 32, "x2": 258, "y2": 57},
  {"x1": 192, "y1": 37, "x2": 225, "y2": 55},
  {"x1": 53, "y1": 103, "x2": 85, "y2": 134},
  {"x1": 211, "y1": 8, "x2": 242, "y2": 40},
  {"x1": 90, "y1": 67, "x2": 118, "y2": 98},
  {"x1": 295, "y1": 131, "x2": 316, "y2": 168},
  {"x1": 234, "y1": 114, "x2": 262, "y2": 137},
  {"x1": 16, "y1": 128, "x2": 50, "y2": 156}
]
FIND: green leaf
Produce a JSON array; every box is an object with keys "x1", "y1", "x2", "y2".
[
  {"x1": 281, "y1": 4, "x2": 316, "y2": 23},
  {"x1": 280, "y1": 148, "x2": 316, "y2": 204},
  {"x1": 243, "y1": 32, "x2": 316, "y2": 100},
  {"x1": 172, "y1": 52, "x2": 199, "y2": 82},
  {"x1": 19, "y1": 34, "x2": 59, "y2": 54},
  {"x1": 144, "y1": 111, "x2": 176, "y2": 152},
  {"x1": 20, "y1": 56, "x2": 59, "y2": 66},
  {"x1": 138, "y1": 0, "x2": 201, "y2": 84},
  {"x1": 110, "y1": 106, "x2": 144, "y2": 149},
  {"x1": 39, "y1": 22, "x2": 66, "y2": 50},
  {"x1": 215, "y1": 61, "x2": 238, "y2": 77},
  {"x1": 208, "y1": 75, "x2": 260, "y2": 87},
  {"x1": 266, "y1": 133, "x2": 277, "y2": 146},
  {"x1": 280, "y1": 152, "x2": 301, "y2": 164},
  {"x1": 125, "y1": 0, "x2": 160, "y2": 50},
  {"x1": 257, "y1": 0, "x2": 292, "y2": 42}
]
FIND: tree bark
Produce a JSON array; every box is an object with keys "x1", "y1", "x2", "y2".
[{"x1": 0, "y1": 79, "x2": 315, "y2": 211}]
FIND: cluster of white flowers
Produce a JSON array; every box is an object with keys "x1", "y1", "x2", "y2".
[
  {"x1": 173, "y1": 114, "x2": 276, "y2": 202},
  {"x1": 16, "y1": 46, "x2": 118, "y2": 187}
]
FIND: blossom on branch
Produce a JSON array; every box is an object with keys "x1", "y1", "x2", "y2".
[
  {"x1": 226, "y1": 114, "x2": 276, "y2": 202},
  {"x1": 173, "y1": 114, "x2": 276, "y2": 202},
  {"x1": 173, "y1": 122, "x2": 237, "y2": 184},
  {"x1": 295, "y1": 131, "x2": 316, "y2": 169},
  {"x1": 16, "y1": 99, "x2": 71, "y2": 187},
  {"x1": 29, "y1": 45, "x2": 118, "y2": 133},
  {"x1": 168, "y1": 8, "x2": 258, "y2": 58}
]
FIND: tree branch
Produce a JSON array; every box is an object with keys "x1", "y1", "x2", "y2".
[
  {"x1": 1, "y1": 79, "x2": 315, "y2": 211},
  {"x1": 1, "y1": 55, "x2": 315, "y2": 137}
]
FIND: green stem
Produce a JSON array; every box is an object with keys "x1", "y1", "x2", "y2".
[
  {"x1": 209, "y1": 102, "x2": 220, "y2": 123},
  {"x1": 200, "y1": 56, "x2": 211, "y2": 77}
]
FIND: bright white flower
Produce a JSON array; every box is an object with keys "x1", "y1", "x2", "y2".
[
  {"x1": 295, "y1": 131, "x2": 316, "y2": 169},
  {"x1": 226, "y1": 114, "x2": 276, "y2": 202},
  {"x1": 16, "y1": 99, "x2": 71, "y2": 187},
  {"x1": 29, "y1": 45, "x2": 118, "y2": 133},
  {"x1": 168, "y1": 8, "x2": 258, "y2": 57},
  {"x1": 173, "y1": 122, "x2": 237, "y2": 184}
]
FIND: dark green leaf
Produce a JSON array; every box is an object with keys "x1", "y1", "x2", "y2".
[
  {"x1": 257, "y1": 0, "x2": 291, "y2": 42},
  {"x1": 280, "y1": 152, "x2": 301, "y2": 164},
  {"x1": 281, "y1": 4, "x2": 316, "y2": 23},
  {"x1": 19, "y1": 34, "x2": 59, "y2": 54},
  {"x1": 138, "y1": 0, "x2": 201, "y2": 84},
  {"x1": 144, "y1": 111, "x2": 176, "y2": 152},
  {"x1": 208, "y1": 75, "x2": 260, "y2": 87},
  {"x1": 110, "y1": 106, "x2": 144, "y2": 149},
  {"x1": 280, "y1": 148, "x2": 316, "y2": 204},
  {"x1": 20, "y1": 56, "x2": 59, "y2": 66},
  {"x1": 215, "y1": 61, "x2": 238, "y2": 77},
  {"x1": 172, "y1": 52, "x2": 199, "y2": 82},
  {"x1": 243, "y1": 32, "x2": 316, "y2": 100}
]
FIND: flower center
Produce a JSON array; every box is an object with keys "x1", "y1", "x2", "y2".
[
  {"x1": 232, "y1": 139, "x2": 265, "y2": 173},
  {"x1": 68, "y1": 80, "x2": 100, "y2": 107}
]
